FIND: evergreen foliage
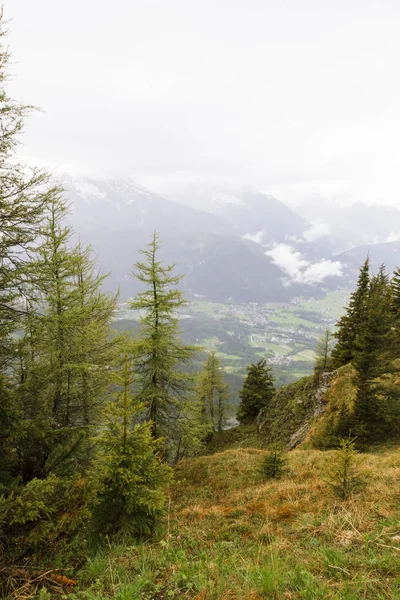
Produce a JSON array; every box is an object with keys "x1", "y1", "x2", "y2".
[
  {"x1": 92, "y1": 356, "x2": 171, "y2": 538},
  {"x1": 196, "y1": 351, "x2": 231, "y2": 433},
  {"x1": 0, "y1": 473, "x2": 93, "y2": 560},
  {"x1": 351, "y1": 265, "x2": 394, "y2": 444},
  {"x1": 390, "y1": 266, "x2": 400, "y2": 357},
  {"x1": 314, "y1": 328, "x2": 335, "y2": 372},
  {"x1": 0, "y1": 10, "x2": 60, "y2": 372},
  {"x1": 11, "y1": 198, "x2": 120, "y2": 481},
  {"x1": 331, "y1": 257, "x2": 370, "y2": 368},
  {"x1": 326, "y1": 437, "x2": 367, "y2": 499},
  {"x1": 130, "y1": 231, "x2": 203, "y2": 460},
  {"x1": 260, "y1": 444, "x2": 288, "y2": 479},
  {"x1": 0, "y1": 375, "x2": 19, "y2": 486},
  {"x1": 327, "y1": 259, "x2": 400, "y2": 445},
  {"x1": 237, "y1": 359, "x2": 275, "y2": 424},
  {"x1": 130, "y1": 230, "x2": 193, "y2": 436}
]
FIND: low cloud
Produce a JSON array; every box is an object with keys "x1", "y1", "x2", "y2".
[
  {"x1": 265, "y1": 243, "x2": 343, "y2": 284},
  {"x1": 242, "y1": 230, "x2": 266, "y2": 245},
  {"x1": 301, "y1": 260, "x2": 343, "y2": 283},
  {"x1": 265, "y1": 244, "x2": 309, "y2": 279},
  {"x1": 302, "y1": 220, "x2": 331, "y2": 242},
  {"x1": 286, "y1": 220, "x2": 331, "y2": 244},
  {"x1": 386, "y1": 231, "x2": 400, "y2": 243}
]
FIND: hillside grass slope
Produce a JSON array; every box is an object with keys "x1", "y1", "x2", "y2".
[{"x1": 63, "y1": 446, "x2": 400, "y2": 600}]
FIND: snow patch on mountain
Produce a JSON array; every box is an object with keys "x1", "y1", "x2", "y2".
[
  {"x1": 59, "y1": 174, "x2": 159, "y2": 206},
  {"x1": 265, "y1": 243, "x2": 343, "y2": 284},
  {"x1": 72, "y1": 180, "x2": 108, "y2": 201}
]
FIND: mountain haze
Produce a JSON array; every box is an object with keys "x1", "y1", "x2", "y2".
[{"x1": 59, "y1": 175, "x2": 400, "y2": 301}]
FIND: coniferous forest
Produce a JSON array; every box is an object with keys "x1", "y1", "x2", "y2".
[{"x1": 2, "y1": 8, "x2": 400, "y2": 599}]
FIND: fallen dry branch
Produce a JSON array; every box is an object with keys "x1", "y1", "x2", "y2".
[{"x1": 0, "y1": 566, "x2": 77, "y2": 599}]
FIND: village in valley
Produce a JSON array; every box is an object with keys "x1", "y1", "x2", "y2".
[{"x1": 115, "y1": 290, "x2": 349, "y2": 389}]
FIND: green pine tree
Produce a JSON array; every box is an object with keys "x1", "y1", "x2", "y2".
[
  {"x1": 130, "y1": 232, "x2": 197, "y2": 454},
  {"x1": 92, "y1": 356, "x2": 171, "y2": 538},
  {"x1": 389, "y1": 266, "x2": 400, "y2": 359},
  {"x1": 331, "y1": 257, "x2": 371, "y2": 368},
  {"x1": 237, "y1": 359, "x2": 275, "y2": 424},
  {"x1": 392, "y1": 267, "x2": 400, "y2": 311},
  {"x1": 352, "y1": 265, "x2": 393, "y2": 444}
]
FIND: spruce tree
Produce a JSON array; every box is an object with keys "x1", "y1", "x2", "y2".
[
  {"x1": 92, "y1": 356, "x2": 171, "y2": 538},
  {"x1": 393, "y1": 267, "x2": 400, "y2": 306},
  {"x1": 130, "y1": 231, "x2": 197, "y2": 456},
  {"x1": 237, "y1": 359, "x2": 275, "y2": 424},
  {"x1": 331, "y1": 257, "x2": 371, "y2": 368},
  {"x1": 352, "y1": 265, "x2": 393, "y2": 443},
  {"x1": 390, "y1": 266, "x2": 400, "y2": 359}
]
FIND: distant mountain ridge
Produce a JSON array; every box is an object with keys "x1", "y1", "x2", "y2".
[
  {"x1": 58, "y1": 174, "x2": 400, "y2": 301},
  {"x1": 336, "y1": 240, "x2": 400, "y2": 277},
  {"x1": 294, "y1": 198, "x2": 400, "y2": 247},
  {"x1": 169, "y1": 185, "x2": 307, "y2": 242},
  {"x1": 59, "y1": 174, "x2": 233, "y2": 236},
  {"x1": 60, "y1": 175, "x2": 304, "y2": 301}
]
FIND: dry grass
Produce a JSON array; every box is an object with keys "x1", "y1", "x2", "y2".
[
  {"x1": 167, "y1": 446, "x2": 400, "y2": 597},
  {"x1": 64, "y1": 445, "x2": 400, "y2": 599}
]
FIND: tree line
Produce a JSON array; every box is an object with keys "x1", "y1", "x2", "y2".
[{"x1": 313, "y1": 258, "x2": 400, "y2": 446}]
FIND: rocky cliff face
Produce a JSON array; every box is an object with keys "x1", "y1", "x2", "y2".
[
  {"x1": 287, "y1": 370, "x2": 337, "y2": 448},
  {"x1": 257, "y1": 369, "x2": 338, "y2": 448},
  {"x1": 257, "y1": 360, "x2": 400, "y2": 449}
]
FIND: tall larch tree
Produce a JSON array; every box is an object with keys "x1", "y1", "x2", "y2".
[
  {"x1": 314, "y1": 328, "x2": 335, "y2": 372},
  {"x1": 0, "y1": 9, "x2": 61, "y2": 486},
  {"x1": 196, "y1": 351, "x2": 231, "y2": 433},
  {"x1": 0, "y1": 9, "x2": 59, "y2": 372},
  {"x1": 14, "y1": 197, "x2": 120, "y2": 480},
  {"x1": 130, "y1": 231, "x2": 197, "y2": 456}
]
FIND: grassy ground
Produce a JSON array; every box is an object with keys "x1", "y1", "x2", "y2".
[{"x1": 66, "y1": 445, "x2": 400, "y2": 599}]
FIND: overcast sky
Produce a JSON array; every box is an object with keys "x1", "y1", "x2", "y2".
[{"x1": 8, "y1": 0, "x2": 400, "y2": 207}]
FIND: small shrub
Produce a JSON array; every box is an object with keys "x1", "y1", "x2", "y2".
[
  {"x1": 260, "y1": 445, "x2": 288, "y2": 480},
  {"x1": 326, "y1": 436, "x2": 367, "y2": 499}
]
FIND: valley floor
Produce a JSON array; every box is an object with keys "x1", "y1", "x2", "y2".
[{"x1": 61, "y1": 443, "x2": 400, "y2": 599}]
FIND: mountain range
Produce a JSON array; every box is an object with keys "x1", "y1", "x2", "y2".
[{"x1": 59, "y1": 174, "x2": 400, "y2": 302}]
